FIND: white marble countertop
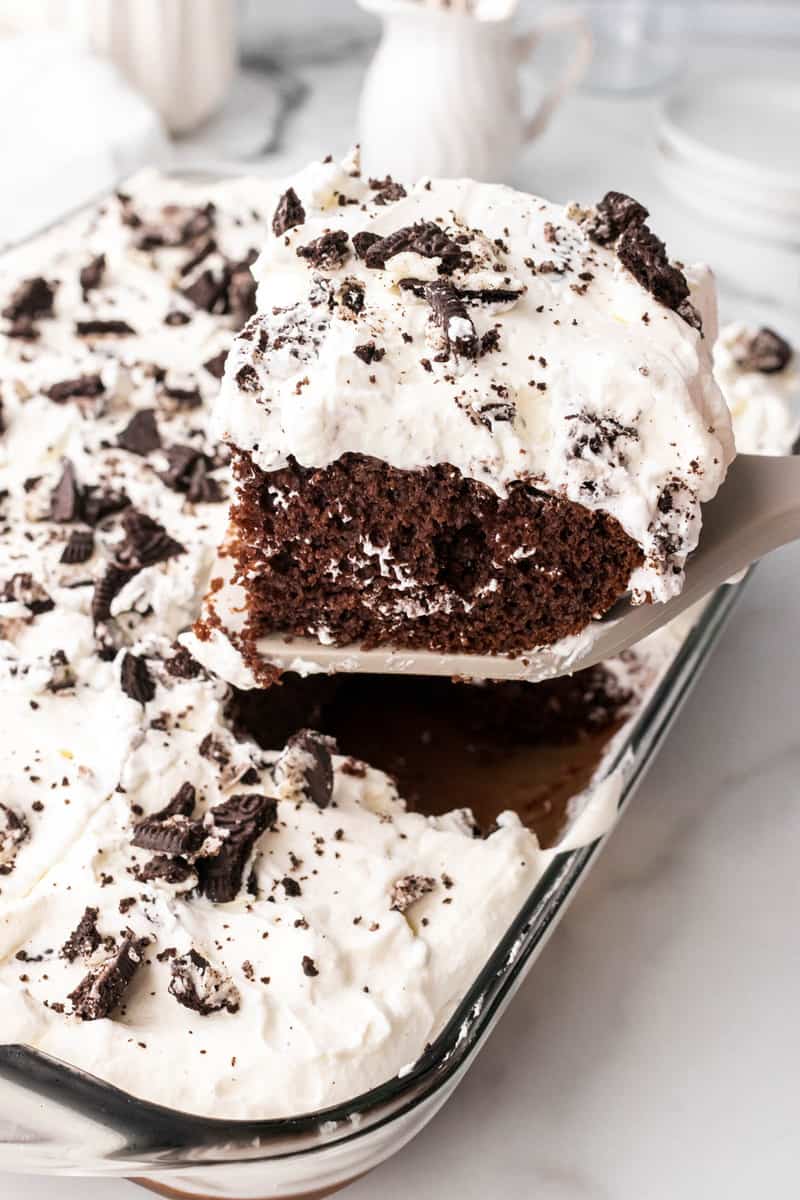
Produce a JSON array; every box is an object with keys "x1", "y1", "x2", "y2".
[{"x1": 6, "y1": 18, "x2": 800, "y2": 1200}]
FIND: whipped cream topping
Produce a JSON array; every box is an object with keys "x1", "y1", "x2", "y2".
[
  {"x1": 0, "y1": 166, "x2": 790, "y2": 1122},
  {"x1": 215, "y1": 152, "x2": 734, "y2": 602},
  {"x1": 714, "y1": 323, "x2": 799, "y2": 456}
]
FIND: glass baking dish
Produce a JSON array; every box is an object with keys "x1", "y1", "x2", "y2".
[
  {"x1": 0, "y1": 576, "x2": 747, "y2": 1200},
  {"x1": 0, "y1": 172, "x2": 760, "y2": 1200}
]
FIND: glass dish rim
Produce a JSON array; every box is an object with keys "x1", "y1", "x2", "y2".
[{"x1": 0, "y1": 170, "x2": 748, "y2": 1169}]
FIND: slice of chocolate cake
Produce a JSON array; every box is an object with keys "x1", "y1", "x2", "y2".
[{"x1": 207, "y1": 152, "x2": 734, "y2": 666}]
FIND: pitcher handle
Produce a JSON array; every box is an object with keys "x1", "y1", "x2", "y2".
[{"x1": 516, "y1": 6, "x2": 593, "y2": 143}]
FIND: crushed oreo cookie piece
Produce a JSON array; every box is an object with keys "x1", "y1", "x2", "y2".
[
  {"x1": 92, "y1": 511, "x2": 185, "y2": 628},
  {"x1": 203, "y1": 349, "x2": 228, "y2": 379},
  {"x1": 6, "y1": 317, "x2": 39, "y2": 340},
  {"x1": 68, "y1": 930, "x2": 148, "y2": 1021},
  {"x1": 160, "y1": 444, "x2": 222, "y2": 502},
  {"x1": 187, "y1": 456, "x2": 223, "y2": 503},
  {"x1": 165, "y1": 644, "x2": 204, "y2": 680},
  {"x1": 3, "y1": 276, "x2": 56, "y2": 322},
  {"x1": 296, "y1": 230, "x2": 350, "y2": 271},
  {"x1": 45, "y1": 374, "x2": 105, "y2": 404},
  {"x1": 424, "y1": 279, "x2": 477, "y2": 359},
  {"x1": 116, "y1": 509, "x2": 186, "y2": 570},
  {"x1": 301, "y1": 955, "x2": 319, "y2": 978},
  {"x1": 133, "y1": 203, "x2": 215, "y2": 250},
  {"x1": 735, "y1": 327, "x2": 793, "y2": 374},
  {"x1": 168, "y1": 949, "x2": 241, "y2": 1015},
  {"x1": 82, "y1": 485, "x2": 129, "y2": 528},
  {"x1": 117, "y1": 409, "x2": 161, "y2": 456},
  {"x1": 198, "y1": 794, "x2": 277, "y2": 904},
  {"x1": 0, "y1": 804, "x2": 29, "y2": 875},
  {"x1": 352, "y1": 230, "x2": 382, "y2": 260},
  {"x1": 272, "y1": 187, "x2": 306, "y2": 236},
  {"x1": 60, "y1": 528, "x2": 95, "y2": 565},
  {"x1": 616, "y1": 222, "x2": 694, "y2": 322},
  {"x1": 132, "y1": 781, "x2": 206, "y2": 856},
  {"x1": 76, "y1": 319, "x2": 136, "y2": 337},
  {"x1": 227, "y1": 253, "x2": 258, "y2": 325},
  {"x1": 79, "y1": 254, "x2": 106, "y2": 299},
  {"x1": 362, "y1": 221, "x2": 469, "y2": 274},
  {"x1": 50, "y1": 459, "x2": 83, "y2": 523},
  {"x1": 135, "y1": 855, "x2": 195, "y2": 885},
  {"x1": 180, "y1": 268, "x2": 226, "y2": 313},
  {"x1": 273, "y1": 730, "x2": 336, "y2": 809},
  {"x1": 369, "y1": 176, "x2": 407, "y2": 205},
  {"x1": 390, "y1": 874, "x2": 436, "y2": 913},
  {"x1": 1, "y1": 573, "x2": 54, "y2": 615},
  {"x1": 120, "y1": 652, "x2": 156, "y2": 705},
  {"x1": 60, "y1": 907, "x2": 101, "y2": 962},
  {"x1": 586, "y1": 191, "x2": 649, "y2": 245},
  {"x1": 339, "y1": 278, "x2": 365, "y2": 314},
  {"x1": 353, "y1": 341, "x2": 385, "y2": 365}
]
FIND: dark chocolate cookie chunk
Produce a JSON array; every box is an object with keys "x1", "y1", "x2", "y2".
[
  {"x1": 273, "y1": 730, "x2": 336, "y2": 809},
  {"x1": 45, "y1": 374, "x2": 105, "y2": 404},
  {"x1": 272, "y1": 187, "x2": 306, "y2": 236},
  {"x1": 0, "y1": 803, "x2": 29, "y2": 875},
  {"x1": 0, "y1": 573, "x2": 54, "y2": 616},
  {"x1": 353, "y1": 341, "x2": 385, "y2": 365},
  {"x1": 132, "y1": 782, "x2": 205, "y2": 856},
  {"x1": 2, "y1": 276, "x2": 56, "y2": 322},
  {"x1": 168, "y1": 949, "x2": 241, "y2": 1015},
  {"x1": 76, "y1": 319, "x2": 136, "y2": 337},
  {"x1": 203, "y1": 349, "x2": 228, "y2": 379},
  {"x1": 424, "y1": 279, "x2": 477, "y2": 359},
  {"x1": 120, "y1": 652, "x2": 156, "y2": 705},
  {"x1": 135, "y1": 855, "x2": 196, "y2": 885},
  {"x1": 68, "y1": 930, "x2": 148, "y2": 1021},
  {"x1": 79, "y1": 254, "x2": 106, "y2": 299},
  {"x1": 361, "y1": 221, "x2": 467, "y2": 273},
  {"x1": 50, "y1": 459, "x2": 83, "y2": 523},
  {"x1": 117, "y1": 409, "x2": 162, "y2": 455},
  {"x1": 116, "y1": 510, "x2": 186, "y2": 570},
  {"x1": 60, "y1": 907, "x2": 102, "y2": 961},
  {"x1": 296, "y1": 230, "x2": 350, "y2": 271},
  {"x1": 198, "y1": 794, "x2": 277, "y2": 903},
  {"x1": 586, "y1": 191, "x2": 649, "y2": 245},
  {"x1": 369, "y1": 176, "x2": 407, "y2": 205},
  {"x1": 60, "y1": 529, "x2": 95, "y2": 565},
  {"x1": 735, "y1": 327, "x2": 793, "y2": 374},
  {"x1": 616, "y1": 222, "x2": 693, "y2": 319}
]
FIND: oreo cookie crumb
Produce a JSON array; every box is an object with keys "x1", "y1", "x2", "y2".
[
  {"x1": 60, "y1": 907, "x2": 101, "y2": 961},
  {"x1": 272, "y1": 187, "x2": 306, "y2": 236},
  {"x1": 117, "y1": 409, "x2": 162, "y2": 456},
  {"x1": 120, "y1": 653, "x2": 156, "y2": 705},
  {"x1": 168, "y1": 949, "x2": 241, "y2": 1015},
  {"x1": 273, "y1": 730, "x2": 336, "y2": 809},
  {"x1": 68, "y1": 930, "x2": 148, "y2": 1021},
  {"x1": 390, "y1": 874, "x2": 436, "y2": 913},
  {"x1": 735, "y1": 327, "x2": 793, "y2": 374},
  {"x1": 296, "y1": 230, "x2": 350, "y2": 271}
]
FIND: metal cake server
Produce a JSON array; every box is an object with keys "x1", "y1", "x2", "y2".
[{"x1": 204, "y1": 453, "x2": 800, "y2": 685}]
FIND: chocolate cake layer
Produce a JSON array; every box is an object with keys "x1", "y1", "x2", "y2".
[{"x1": 230, "y1": 451, "x2": 644, "y2": 656}]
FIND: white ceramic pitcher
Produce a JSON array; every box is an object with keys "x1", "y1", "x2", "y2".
[{"x1": 357, "y1": 0, "x2": 592, "y2": 182}]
